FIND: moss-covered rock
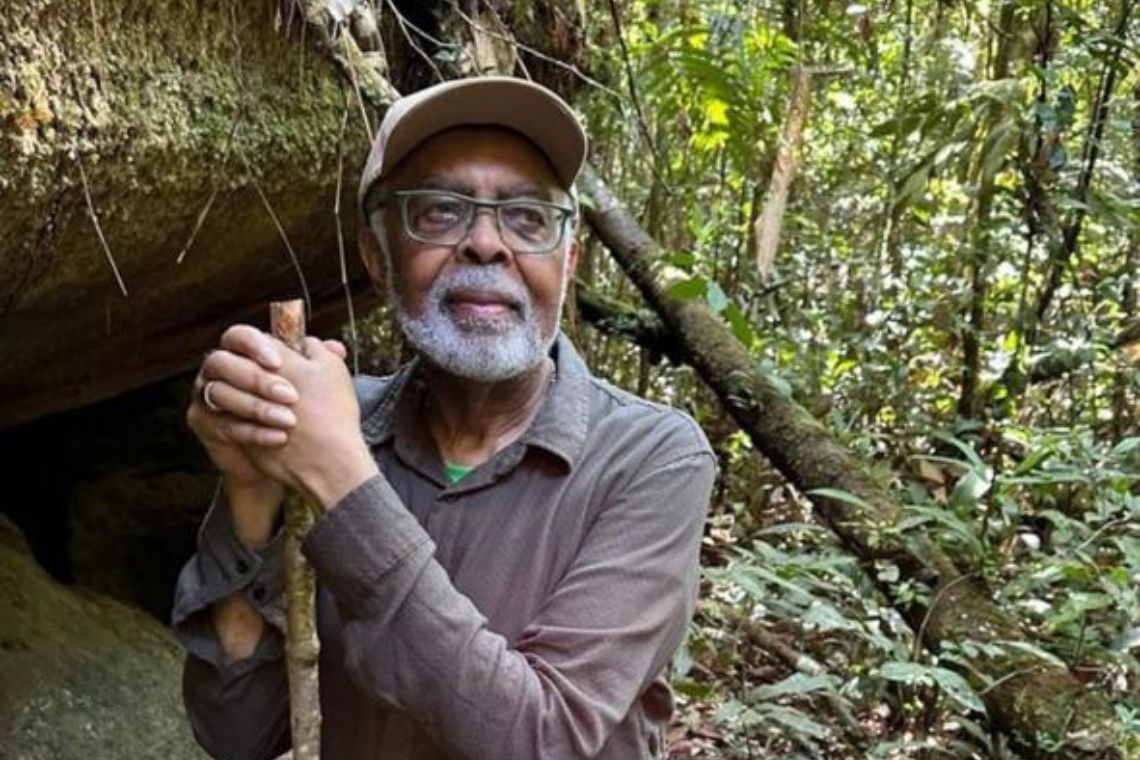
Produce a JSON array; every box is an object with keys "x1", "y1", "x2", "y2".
[
  {"x1": 0, "y1": 0, "x2": 372, "y2": 428},
  {"x1": 0, "y1": 515, "x2": 206, "y2": 759}
]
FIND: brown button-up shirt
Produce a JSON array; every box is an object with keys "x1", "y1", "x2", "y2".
[{"x1": 173, "y1": 335, "x2": 714, "y2": 760}]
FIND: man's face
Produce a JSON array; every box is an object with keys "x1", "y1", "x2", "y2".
[{"x1": 368, "y1": 127, "x2": 579, "y2": 382}]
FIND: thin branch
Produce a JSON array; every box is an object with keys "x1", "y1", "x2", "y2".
[
  {"x1": 77, "y1": 157, "x2": 128, "y2": 297},
  {"x1": 605, "y1": 0, "x2": 664, "y2": 170},
  {"x1": 87, "y1": 0, "x2": 102, "y2": 57},
  {"x1": 575, "y1": 281, "x2": 679, "y2": 362},
  {"x1": 1030, "y1": 0, "x2": 1135, "y2": 334},
  {"x1": 241, "y1": 152, "x2": 313, "y2": 318},
  {"x1": 381, "y1": 0, "x2": 447, "y2": 82},
  {"x1": 334, "y1": 100, "x2": 360, "y2": 376},
  {"x1": 449, "y1": 0, "x2": 623, "y2": 101},
  {"x1": 175, "y1": 190, "x2": 218, "y2": 265},
  {"x1": 176, "y1": 118, "x2": 242, "y2": 264},
  {"x1": 753, "y1": 65, "x2": 813, "y2": 280}
]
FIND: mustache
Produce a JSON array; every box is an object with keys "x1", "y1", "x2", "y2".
[{"x1": 429, "y1": 267, "x2": 531, "y2": 315}]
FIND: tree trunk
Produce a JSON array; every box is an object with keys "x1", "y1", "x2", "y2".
[
  {"x1": 1022, "y1": 0, "x2": 1134, "y2": 348},
  {"x1": 579, "y1": 164, "x2": 1120, "y2": 756},
  {"x1": 956, "y1": 0, "x2": 1017, "y2": 421},
  {"x1": 753, "y1": 66, "x2": 812, "y2": 280}
]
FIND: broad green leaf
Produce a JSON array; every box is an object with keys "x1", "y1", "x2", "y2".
[
  {"x1": 751, "y1": 673, "x2": 838, "y2": 701},
  {"x1": 807, "y1": 488, "x2": 875, "y2": 511},
  {"x1": 880, "y1": 660, "x2": 932, "y2": 685},
  {"x1": 949, "y1": 468, "x2": 992, "y2": 510},
  {"x1": 666, "y1": 277, "x2": 708, "y2": 301},
  {"x1": 761, "y1": 704, "x2": 830, "y2": 739},
  {"x1": 705, "y1": 280, "x2": 729, "y2": 312},
  {"x1": 999, "y1": 640, "x2": 1068, "y2": 670},
  {"x1": 802, "y1": 602, "x2": 862, "y2": 632},
  {"x1": 928, "y1": 667, "x2": 985, "y2": 713},
  {"x1": 724, "y1": 302, "x2": 758, "y2": 348},
  {"x1": 1109, "y1": 437, "x2": 1140, "y2": 460}
]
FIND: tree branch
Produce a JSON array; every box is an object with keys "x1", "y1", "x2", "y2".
[
  {"x1": 1026, "y1": 0, "x2": 1134, "y2": 341},
  {"x1": 1027, "y1": 318, "x2": 1140, "y2": 385},
  {"x1": 580, "y1": 163, "x2": 1120, "y2": 754},
  {"x1": 754, "y1": 66, "x2": 813, "y2": 280},
  {"x1": 574, "y1": 281, "x2": 680, "y2": 363}
]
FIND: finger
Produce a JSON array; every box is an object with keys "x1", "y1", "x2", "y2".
[
  {"x1": 301, "y1": 336, "x2": 326, "y2": 359},
  {"x1": 201, "y1": 350, "x2": 299, "y2": 404},
  {"x1": 323, "y1": 339, "x2": 348, "y2": 360},
  {"x1": 219, "y1": 325, "x2": 282, "y2": 369},
  {"x1": 218, "y1": 417, "x2": 290, "y2": 447},
  {"x1": 201, "y1": 381, "x2": 298, "y2": 429},
  {"x1": 303, "y1": 337, "x2": 349, "y2": 367}
]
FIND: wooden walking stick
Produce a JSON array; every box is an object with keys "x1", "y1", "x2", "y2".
[{"x1": 270, "y1": 298, "x2": 322, "y2": 760}]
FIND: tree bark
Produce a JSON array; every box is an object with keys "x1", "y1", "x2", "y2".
[
  {"x1": 579, "y1": 164, "x2": 1120, "y2": 755},
  {"x1": 1026, "y1": 319, "x2": 1140, "y2": 385},
  {"x1": 575, "y1": 282, "x2": 677, "y2": 362},
  {"x1": 753, "y1": 66, "x2": 812, "y2": 280},
  {"x1": 1023, "y1": 0, "x2": 1134, "y2": 347},
  {"x1": 270, "y1": 299, "x2": 321, "y2": 760},
  {"x1": 956, "y1": 0, "x2": 1018, "y2": 421}
]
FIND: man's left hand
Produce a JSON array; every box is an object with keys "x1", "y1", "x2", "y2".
[{"x1": 245, "y1": 337, "x2": 379, "y2": 510}]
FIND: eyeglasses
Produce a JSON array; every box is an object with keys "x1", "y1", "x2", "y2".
[{"x1": 386, "y1": 190, "x2": 574, "y2": 255}]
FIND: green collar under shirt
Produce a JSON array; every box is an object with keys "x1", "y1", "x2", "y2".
[{"x1": 444, "y1": 461, "x2": 475, "y2": 484}]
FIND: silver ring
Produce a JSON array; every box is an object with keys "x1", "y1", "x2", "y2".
[{"x1": 202, "y1": 381, "x2": 223, "y2": 413}]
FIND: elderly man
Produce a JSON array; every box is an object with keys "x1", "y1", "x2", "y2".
[{"x1": 174, "y1": 77, "x2": 715, "y2": 760}]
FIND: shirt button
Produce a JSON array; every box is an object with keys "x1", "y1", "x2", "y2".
[
  {"x1": 235, "y1": 559, "x2": 250, "y2": 575},
  {"x1": 251, "y1": 584, "x2": 267, "y2": 602}
]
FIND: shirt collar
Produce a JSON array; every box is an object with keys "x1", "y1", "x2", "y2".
[{"x1": 359, "y1": 332, "x2": 591, "y2": 471}]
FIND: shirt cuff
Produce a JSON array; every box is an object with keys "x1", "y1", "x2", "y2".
[
  {"x1": 171, "y1": 483, "x2": 287, "y2": 668},
  {"x1": 302, "y1": 473, "x2": 433, "y2": 613}
]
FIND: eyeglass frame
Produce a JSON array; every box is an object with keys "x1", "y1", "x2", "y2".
[{"x1": 373, "y1": 189, "x2": 577, "y2": 255}]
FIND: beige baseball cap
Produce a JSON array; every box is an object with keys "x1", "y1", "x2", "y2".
[{"x1": 359, "y1": 76, "x2": 587, "y2": 215}]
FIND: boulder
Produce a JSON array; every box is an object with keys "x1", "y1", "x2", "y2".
[{"x1": 0, "y1": 515, "x2": 206, "y2": 759}]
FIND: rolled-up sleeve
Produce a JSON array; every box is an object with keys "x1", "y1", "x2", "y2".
[
  {"x1": 303, "y1": 443, "x2": 715, "y2": 759},
  {"x1": 172, "y1": 485, "x2": 290, "y2": 760}
]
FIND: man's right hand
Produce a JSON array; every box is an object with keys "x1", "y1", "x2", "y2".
[{"x1": 188, "y1": 325, "x2": 298, "y2": 548}]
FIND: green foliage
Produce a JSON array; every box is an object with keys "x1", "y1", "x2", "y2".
[{"x1": 571, "y1": 0, "x2": 1140, "y2": 756}]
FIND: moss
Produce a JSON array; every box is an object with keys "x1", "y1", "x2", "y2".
[
  {"x1": 0, "y1": 0, "x2": 366, "y2": 303},
  {"x1": 0, "y1": 517, "x2": 207, "y2": 759}
]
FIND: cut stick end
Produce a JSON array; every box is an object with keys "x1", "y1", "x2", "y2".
[{"x1": 271, "y1": 299, "x2": 307, "y2": 350}]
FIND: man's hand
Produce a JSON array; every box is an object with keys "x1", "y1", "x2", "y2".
[
  {"x1": 187, "y1": 325, "x2": 354, "y2": 545},
  {"x1": 189, "y1": 326, "x2": 298, "y2": 484},
  {"x1": 242, "y1": 336, "x2": 378, "y2": 511}
]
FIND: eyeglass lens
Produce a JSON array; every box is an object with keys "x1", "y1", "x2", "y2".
[{"x1": 402, "y1": 193, "x2": 565, "y2": 252}]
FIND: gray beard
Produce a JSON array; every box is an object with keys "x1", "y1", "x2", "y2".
[{"x1": 392, "y1": 266, "x2": 560, "y2": 382}]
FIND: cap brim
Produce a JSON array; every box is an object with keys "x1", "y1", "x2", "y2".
[{"x1": 359, "y1": 77, "x2": 587, "y2": 214}]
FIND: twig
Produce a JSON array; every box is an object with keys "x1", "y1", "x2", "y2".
[
  {"x1": 449, "y1": 0, "x2": 623, "y2": 101},
  {"x1": 334, "y1": 100, "x2": 360, "y2": 375},
  {"x1": 381, "y1": 0, "x2": 447, "y2": 82},
  {"x1": 87, "y1": 0, "x2": 102, "y2": 57},
  {"x1": 339, "y1": 37, "x2": 376, "y2": 141},
  {"x1": 77, "y1": 157, "x2": 128, "y2": 297},
  {"x1": 270, "y1": 300, "x2": 322, "y2": 760},
  {"x1": 176, "y1": 103, "x2": 245, "y2": 265},
  {"x1": 478, "y1": 1, "x2": 531, "y2": 79},
  {"x1": 242, "y1": 153, "x2": 313, "y2": 318},
  {"x1": 912, "y1": 572, "x2": 977, "y2": 660},
  {"x1": 175, "y1": 190, "x2": 218, "y2": 265},
  {"x1": 605, "y1": 0, "x2": 664, "y2": 170}
]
